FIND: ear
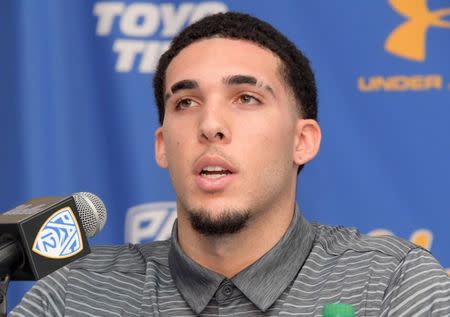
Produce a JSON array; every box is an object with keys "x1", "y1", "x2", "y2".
[
  {"x1": 293, "y1": 119, "x2": 321, "y2": 166},
  {"x1": 155, "y1": 127, "x2": 168, "y2": 168}
]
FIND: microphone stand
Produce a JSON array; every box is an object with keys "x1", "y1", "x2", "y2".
[
  {"x1": 0, "y1": 238, "x2": 25, "y2": 316},
  {"x1": 0, "y1": 275, "x2": 9, "y2": 317}
]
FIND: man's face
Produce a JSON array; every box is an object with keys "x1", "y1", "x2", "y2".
[{"x1": 155, "y1": 38, "x2": 317, "y2": 233}]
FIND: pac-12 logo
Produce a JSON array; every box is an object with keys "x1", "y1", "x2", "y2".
[
  {"x1": 385, "y1": 0, "x2": 450, "y2": 61},
  {"x1": 32, "y1": 207, "x2": 83, "y2": 259},
  {"x1": 125, "y1": 202, "x2": 177, "y2": 243}
]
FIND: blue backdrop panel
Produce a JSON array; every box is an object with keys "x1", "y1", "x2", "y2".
[{"x1": 1, "y1": 0, "x2": 449, "y2": 311}]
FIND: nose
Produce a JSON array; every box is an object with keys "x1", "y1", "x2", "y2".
[{"x1": 198, "y1": 103, "x2": 231, "y2": 144}]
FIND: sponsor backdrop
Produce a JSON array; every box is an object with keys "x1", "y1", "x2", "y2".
[{"x1": 1, "y1": 0, "x2": 449, "y2": 310}]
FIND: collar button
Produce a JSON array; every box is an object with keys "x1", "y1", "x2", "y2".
[{"x1": 222, "y1": 285, "x2": 233, "y2": 297}]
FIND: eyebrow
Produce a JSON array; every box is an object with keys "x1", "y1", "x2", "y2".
[
  {"x1": 223, "y1": 74, "x2": 275, "y2": 96},
  {"x1": 164, "y1": 75, "x2": 276, "y2": 101},
  {"x1": 165, "y1": 80, "x2": 199, "y2": 101}
]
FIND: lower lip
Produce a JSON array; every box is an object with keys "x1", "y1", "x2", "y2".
[{"x1": 195, "y1": 173, "x2": 235, "y2": 192}]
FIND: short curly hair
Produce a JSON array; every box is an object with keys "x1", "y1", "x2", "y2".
[{"x1": 153, "y1": 12, "x2": 318, "y2": 126}]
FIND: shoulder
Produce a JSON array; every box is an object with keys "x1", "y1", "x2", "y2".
[
  {"x1": 137, "y1": 238, "x2": 171, "y2": 266},
  {"x1": 68, "y1": 239, "x2": 172, "y2": 272},
  {"x1": 311, "y1": 224, "x2": 450, "y2": 315},
  {"x1": 314, "y1": 223, "x2": 418, "y2": 261},
  {"x1": 379, "y1": 244, "x2": 450, "y2": 315},
  {"x1": 9, "y1": 240, "x2": 172, "y2": 316}
]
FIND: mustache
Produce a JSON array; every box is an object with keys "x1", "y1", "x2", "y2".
[{"x1": 193, "y1": 147, "x2": 239, "y2": 169}]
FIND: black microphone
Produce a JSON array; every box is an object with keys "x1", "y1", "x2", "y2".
[{"x1": 0, "y1": 192, "x2": 107, "y2": 280}]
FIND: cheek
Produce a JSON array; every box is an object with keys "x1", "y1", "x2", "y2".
[
  {"x1": 165, "y1": 135, "x2": 193, "y2": 176},
  {"x1": 263, "y1": 129, "x2": 296, "y2": 171},
  {"x1": 244, "y1": 119, "x2": 295, "y2": 153}
]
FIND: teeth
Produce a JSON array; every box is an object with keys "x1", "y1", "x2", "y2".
[
  {"x1": 202, "y1": 166, "x2": 226, "y2": 172},
  {"x1": 200, "y1": 166, "x2": 231, "y2": 178},
  {"x1": 202, "y1": 174, "x2": 225, "y2": 179}
]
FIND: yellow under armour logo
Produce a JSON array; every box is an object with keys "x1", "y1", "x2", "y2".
[{"x1": 385, "y1": 0, "x2": 450, "y2": 61}]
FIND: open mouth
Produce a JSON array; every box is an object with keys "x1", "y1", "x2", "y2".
[{"x1": 200, "y1": 166, "x2": 232, "y2": 178}]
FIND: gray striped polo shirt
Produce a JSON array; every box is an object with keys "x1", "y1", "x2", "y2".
[{"x1": 10, "y1": 211, "x2": 450, "y2": 316}]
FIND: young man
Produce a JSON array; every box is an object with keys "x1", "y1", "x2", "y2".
[{"x1": 11, "y1": 12, "x2": 450, "y2": 316}]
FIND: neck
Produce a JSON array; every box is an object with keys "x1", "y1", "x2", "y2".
[{"x1": 176, "y1": 201, "x2": 296, "y2": 278}]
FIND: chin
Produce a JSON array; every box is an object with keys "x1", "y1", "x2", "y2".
[{"x1": 184, "y1": 205, "x2": 251, "y2": 236}]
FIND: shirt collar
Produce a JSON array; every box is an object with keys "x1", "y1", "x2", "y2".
[
  {"x1": 169, "y1": 207, "x2": 316, "y2": 314},
  {"x1": 169, "y1": 224, "x2": 224, "y2": 314}
]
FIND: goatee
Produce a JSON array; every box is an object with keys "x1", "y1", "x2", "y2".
[{"x1": 187, "y1": 208, "x2": 251, "y2": 236}]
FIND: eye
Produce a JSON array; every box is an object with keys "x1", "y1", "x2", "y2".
[
  {"x1": 236, "y1": 94, "x2": 261, "y2": 105},
  {"x1": 175, "y1": 98, "x2": 198, "y2": 110}
]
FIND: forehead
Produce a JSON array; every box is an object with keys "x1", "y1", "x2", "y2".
[{"x1": 165, "y1": 38, "x2": 286, "y2": 89}]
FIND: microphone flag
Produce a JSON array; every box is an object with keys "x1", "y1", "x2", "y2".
[{"x1": 0, "y1": 196, "x2": 90, "y2": 280}]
